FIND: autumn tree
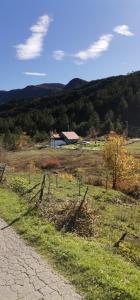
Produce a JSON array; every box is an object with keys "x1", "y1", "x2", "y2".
[
  {"x1": 16, "y1": 132, "x2": 29, "y2": 150},
  {"x1": 103, "y1": 132, "x2": 140, "y2": 190}
]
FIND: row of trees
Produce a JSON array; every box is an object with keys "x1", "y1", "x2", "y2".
[{"x1": 0, "y1": 108, "x2": 125, "y2": 141}]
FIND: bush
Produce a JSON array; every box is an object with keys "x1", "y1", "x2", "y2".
[
  {"x1": 37, "y1": 158, "x2": 60, "y2": 170},
  {"x1": 9, "y1": 176, "x2": 29, "y2": 194},
  {"x1": 3, "y1": 131, "x2": 17, "y2": 150},
  {"x1": 59, "y1": 172, "x2": 74, "y2": 182},
  {"x1": 44, "y1": 199, "x2": 98, "y2": 237},
  {"x1": 0, "y1": 146, "x2": 6, "y2": 163},
  {"x1": 118, "y1": 180, "x2": 140, "y2": 198},
  {"x1": 84, "y1": 175, "x2": 103, "y2": 187}
]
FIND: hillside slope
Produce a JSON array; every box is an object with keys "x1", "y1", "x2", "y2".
[
  {"x1": 0, "y1": 71, "x2": 140, "y2": 137},
  {"x1": 0, "y1": 83, "x2": 65, "y2": 104}
]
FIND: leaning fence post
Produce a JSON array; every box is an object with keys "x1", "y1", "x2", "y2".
[
  {"x1": 48, "y1": 173, "x2": 51, "y2": 195},
  {"x1": 113, "y1": 232, "x2": 127, "y2": 248},
  {"x1": 0, "y1": 163, "x2": 6, "y2": 183},
  {"x1": 38, "y1": 174, "x2": 46, "y2": 203},
  {"x1": 77, "y1": 175, "x2": 82, "y2": 196}
]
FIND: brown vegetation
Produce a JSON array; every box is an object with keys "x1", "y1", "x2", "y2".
[
  {"x1": 41, "y1": 187, "x2": 98, "y2": 237},
  {"x1": 37, "y1": 158, "x2": 60, "y2": 170}
]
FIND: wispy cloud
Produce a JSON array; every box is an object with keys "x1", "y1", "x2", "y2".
[
  {"x1": 53, "y1": 50, "x2": 65, "y2": 60},
  {"x1": 24, "y1": 72, "x2": 47, "y2": 76},
  {"x1": 114, "y1": 25, "x2": 134, "y2": 36},
  {"x1": 75, "y1": 34, "x2": 113, "y2": 62},
  {"x1": 16, "y1": 15, "x2": 52, "y2": 60}
]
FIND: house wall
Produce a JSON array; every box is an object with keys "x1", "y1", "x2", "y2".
[
  {"x1": 51, "y1": 139, "x2": 66, "y2": 147},
  {"x1": 64, "y1": 138, "x2": 78, "y2": 144}
]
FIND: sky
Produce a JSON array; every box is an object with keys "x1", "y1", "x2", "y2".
[{"x1": 0, "y1": 0, "x2": 140, "y2": 90}]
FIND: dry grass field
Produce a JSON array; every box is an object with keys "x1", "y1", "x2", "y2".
[
  {"x1": 6, "y1": 147, "x2": 102, "y2": 176},
  {"x1": 5, "y1": 139, "x2": 140, "y2": 181}
]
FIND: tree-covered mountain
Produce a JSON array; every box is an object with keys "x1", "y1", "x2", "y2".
[
  {"x1": 0, "y1": 71, "x2": 140, "y2": 141},
  {"x1": 0, "y1": 78, "x2": 88, "y2": 104},
  {"x1": 64, "y1": 78, "x2": 87, "y2": 90},
  {"x1": 0, "y1": 83, "x2": 65, "y2": 104}
]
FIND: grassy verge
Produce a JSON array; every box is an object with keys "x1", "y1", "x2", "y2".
[
  {"x1": 6, "y1": 172, "x2": 140, "y2": 267},
  {"x1": 0, "y1": 186, "x2": 140, "y2": 299}
]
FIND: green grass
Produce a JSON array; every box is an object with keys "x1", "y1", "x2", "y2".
[
  {"x1": 0, "y1": 184, "x2": 140, "y2": 299},
  {"x1": 127, "y1": 140, "x2": 140, "y2": 155},
  {"x1": 64, "y1": 141, "x2": 104, "y2": 151},
  {"x1": 7, "y1": 172, "x2": 140, "y2": 262}
]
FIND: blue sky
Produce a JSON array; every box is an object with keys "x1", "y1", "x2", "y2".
[{"x1": 0, "y1": 0, "x2": 139, "y2": 90}]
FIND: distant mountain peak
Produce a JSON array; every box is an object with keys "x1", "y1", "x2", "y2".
[{"x1": 65, "y1": 78, "x2": 88, "y2": 90}]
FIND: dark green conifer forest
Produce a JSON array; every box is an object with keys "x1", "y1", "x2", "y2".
[{"x1": 0, "y1": 71, "x2": 140, "y2": 143}]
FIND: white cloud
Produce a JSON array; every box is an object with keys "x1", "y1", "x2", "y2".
[
  {"x1": 75, "y1": 34, "x2": 113, "y2": 62},
  {"x1": 53, "y1": 50, "x2": 65, "y2": 60},
  {"x1": 16, "y1": 15, "x2": 52, "y2": 60},
  {"x1": 114, "y1": 25, "x2": 134, "y2": 36},
  {"x1": 24, "y1": 72, "x2": 47, "y2": 76}
]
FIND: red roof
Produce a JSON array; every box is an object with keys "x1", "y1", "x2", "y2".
[{"x1": 62, "y1": 131, "x2": 79, "y2": 140}]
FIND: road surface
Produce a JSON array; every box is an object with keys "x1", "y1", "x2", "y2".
[{"x1": 0, "y1": 218, "x2": 82, "y2": 300}]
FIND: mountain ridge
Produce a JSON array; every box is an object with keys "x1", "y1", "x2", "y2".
[
  {"x1": 0, "y1": 78, "x2": 87, "y2": 104},
  {"x1": 0, "y1": 83, "x2": 65, "y2": 104},
  {"x1": 0, "y1": 71, "x2": 140, "y2": 137}
]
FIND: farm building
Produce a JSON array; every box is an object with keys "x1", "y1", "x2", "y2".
[{"x1": 51, "y1": 131, "x2": 79, "y2": 147}]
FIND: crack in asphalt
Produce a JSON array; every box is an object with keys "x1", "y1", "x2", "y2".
[{"x1": 0, "y1": 218, "x2": 82, "y2": 300}]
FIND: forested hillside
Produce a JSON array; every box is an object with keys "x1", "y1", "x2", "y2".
[
  {"x1": 0, "y1": 83, "x2": 64, "y2": 104},
  {"x1": 0, "y1": 71, "x2": 140, "y2": 141}
]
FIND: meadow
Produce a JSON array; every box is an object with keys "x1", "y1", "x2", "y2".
[{"x1": 0, "y1": 139, "x2": 140, "y2": 299}]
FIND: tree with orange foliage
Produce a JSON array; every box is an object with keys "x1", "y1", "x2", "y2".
[
  {"x1": 16, "y1": 132, "x2": 29, "y2": 150},
  {"x1": 103, "y1": 132, "x2": 140, "y2": 190}
]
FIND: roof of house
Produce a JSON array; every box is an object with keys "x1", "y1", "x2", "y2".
[
  {"x1": 61, "y1": 131, "x2": 79, "y2": 140},
  {"x1": 52, "y1": 133, "x2": 61, "y2": 139}
]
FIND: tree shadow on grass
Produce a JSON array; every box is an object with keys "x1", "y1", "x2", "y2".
[{"x1": 0, "y1": 205, "x2": 37, "y2": 231}]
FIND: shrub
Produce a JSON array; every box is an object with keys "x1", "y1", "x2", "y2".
[
  {"x1": 59, "y1": 172, "x2": 74, "y2": 182},
  {"x1": 37, "y1": 158, "x2": 60, "y2": 170},
  {"x1": 84, "y1": 175, "x2": 103, "y2": 187},
  {"x1": 16, "y1": 132, "x2": 29, "y2": 150},
  {"x1": 118, "y1": 179, "x2": 140, "y2": 198},
  {"x1": 26, "y1": 160, "x2": 37, "y2": 172},
  {"x1": 9, "y1": 176, "x2": 29, "y2": 194},
  {"x1": 0, "y1": 146, "x2": 6, "y2": 162},
  {"x1": 44, "y1": 199, "x2": 98, "y2": 237}
]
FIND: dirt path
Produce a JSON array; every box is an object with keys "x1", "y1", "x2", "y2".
[{"x1": 0, "y1": 219, "x2": 82, "y2": 300}]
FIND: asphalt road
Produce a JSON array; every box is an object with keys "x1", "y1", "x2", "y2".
[{"x1": 0, "y1": 218, "x2": 82, "y2": 300}]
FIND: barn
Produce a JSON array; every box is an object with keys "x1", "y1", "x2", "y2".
[{"x1": 51, "y1": 131, "x2": 79, "y2": 147}]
